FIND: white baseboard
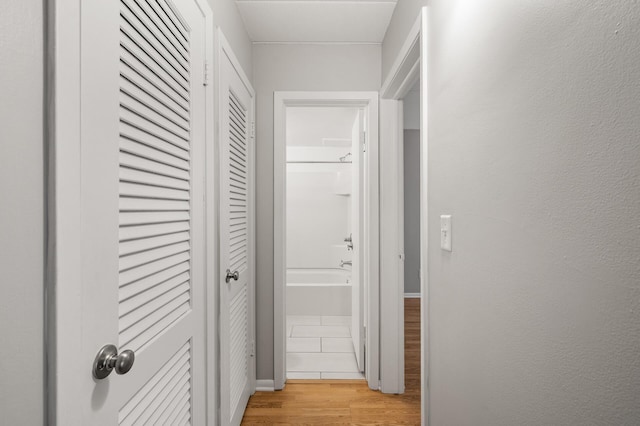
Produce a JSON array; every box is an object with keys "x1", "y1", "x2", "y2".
[
  {"x1": 256, "y1": 379, "x2": 275, "y2": 391},
  {"x1": 404, "y1": 293, "x2": 421, "y2": 298}
]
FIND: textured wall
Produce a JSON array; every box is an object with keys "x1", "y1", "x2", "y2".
[
  {"x1": 427, "y1": 1, "x2": 640, "y2": 424},
  {"x1": 205, "y1": 0, "x2": 253, "y2": 80},
  {"x1": 0, "y1": 0, "x2": 44, "y2": 423},
  {"x1": 252, "y1": 44, "x2": 381, "y2": 379}
]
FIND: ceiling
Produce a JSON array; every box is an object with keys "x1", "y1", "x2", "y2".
[{"x1": 235, "y1": 0, "x2": 398, "y2": 43}]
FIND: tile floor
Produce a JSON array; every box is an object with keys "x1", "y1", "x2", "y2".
[{"x1": 286, "y1": 315, "x2": 364, "y2": 380}]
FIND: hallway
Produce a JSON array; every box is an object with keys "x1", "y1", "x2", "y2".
[{"x1": 241, "y1": 299, "x2": 421, "y2": 424}]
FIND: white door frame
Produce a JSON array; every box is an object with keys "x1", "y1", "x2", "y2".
[
  {"x1": 273, "y1": 92, "x2": 379, "y2": 390},
  {"x1": 379, "y1": 6, "x2": 428, "y2": 421},
  {"x1": 46, "y1": 1, "x2": 216, "y2": 424}
]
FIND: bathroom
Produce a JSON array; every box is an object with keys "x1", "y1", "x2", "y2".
[{"x1": 285, "y1": 106, "x2": 364, "y2": 380}]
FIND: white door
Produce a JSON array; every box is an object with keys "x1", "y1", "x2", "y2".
[
  {"x1": 351, "y1": 110, "x2": 365, "y2": 371},
  {"x1": 218, "y1": 41, "x2": 256, "y2": 426},
  {"x1": 56, "y1": 0, "x2": 209, "y2": 424}
]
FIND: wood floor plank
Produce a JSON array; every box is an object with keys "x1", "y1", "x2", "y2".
[{"x1": 242, "y1": 299, "x2": 422, "y2": 425}]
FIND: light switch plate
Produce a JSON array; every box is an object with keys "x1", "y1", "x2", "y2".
[{"x1": 440, "y1": 215, "x2": 452, "y2": 252}]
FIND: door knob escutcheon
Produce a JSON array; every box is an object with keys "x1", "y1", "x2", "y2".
[{"x1": 93, "y1": 344, "x2": 135, "y2": 380}]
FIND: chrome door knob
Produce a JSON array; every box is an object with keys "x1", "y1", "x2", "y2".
[
  {"x1": 93, "y1": 344, "x2": 135, "y2": 380},
  {"x1": 225, "y1": 269, "x2": 240, "y2": 283}
]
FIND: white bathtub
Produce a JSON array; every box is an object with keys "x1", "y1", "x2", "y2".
[{"x1": 286, "y1": 268, "x2": 351, "y2": 316}]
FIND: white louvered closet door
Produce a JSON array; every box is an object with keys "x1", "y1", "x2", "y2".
[
  {"x1": 219, "y1": 41, "x2": 255, "y2": 426},
  {"x1": 73, "y1": 0, "x2": 208, "y2": 424}
]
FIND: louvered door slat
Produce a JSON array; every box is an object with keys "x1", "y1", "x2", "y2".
[
  {"x1": 120, "y1": 88, "x2": 190, "y2": 139},
  {"x1": 120, "y1": 52, "x2": 189, "y2": 112},
  {"x1": 120, "y1": 152, "x2": 190, "y2": 180},
  {"x1": 120, "y1": 94, "x2": 190, "y2": 142},
  {"x1": 120, "y1": 119, "x2": 190, "y2": 153},
  {"x1": 229, "y1": 286, "x2": 248, "y2": 417},
  {"x1": 152, "y1": 0, "x2": 189, "y2": 47},
  {"x1": 120, "y1": 128, "x2": 189, "y2": 163},
  {"x1": 148, "y1": 379, "x2": 190, "y2": 425},
  {"x1": 168, "y1": 396, "x2": 191, "y2": 426},
  {"x1": 119, "y1": 241, "x2": 190, "y2": 272},
  {"x1": 120, "y1": 221, "x2": 190, "y2": 241},
  {"x1": 120, "y1": 181, "x2": 189, "y2": 201},
  {"x1": 120, "y1": 0, "x2": 189, "y2": 72},
  {"x1": 120, "y1": 264, "x2": 190, "y2": 303},
  {"x1": 128, "y1": 0, "x2": 189, "y2": 62},
  {"x1": 120, "y1": 168, "x2": 190, "y2": 192},
  {"x1": 120, "y1": 35, "x2": 189, "y2": 101},
  {"x1": 119, "y1": 231, "x2": 190, "y2": 256},
  {"x1": 120, "y1": 76, "x2": 189, "y2": 130},
  {"x1": 119, "y1": 293, "x2": 190, "y2": 351},
  {"x1": 119, "y1": 343, "x2": 190, "y2": 425},
  {"x1": 120, "y1": 265, "x2": 188, "y2": 301},
  {"x1": 119, "y1": 252, "x2": 190, "y2": 287},
  {"x1": 120, "y1": 197, "x2": 190, "y2": 212},
  {"x1": 119, "y1": 282, "x2": 189, "y2": 331},
  {"x1": 120, "y1": 211, "x2": 190, "y2": 226},
  {"x1": 118, "y1": 0, "x2": 195, "y2": 390},
  {"x1": 119, "y1": 271, "x2": 190, "y2": 314},
  {"x1": 119, "y1": 14, "x2": 189, "y2": 88},
  {"x1": 120, "y1": 108, "x2": 190, "y2": 151}
]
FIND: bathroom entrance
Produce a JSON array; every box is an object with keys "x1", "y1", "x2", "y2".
[
  {"x1": 285, "y1": 106, "x2": 365, "y2": 379},
  {"x1": 273, "y1": 92, "x2": 380, "y2": 390}
]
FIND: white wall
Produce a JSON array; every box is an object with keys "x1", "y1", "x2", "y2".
[
  {"x1": 286, "y1": 162, "x2": 351, "y2": 269},
  {"x1": 402, "y1": 87, "x2": 420, "y2": 130},
  {"x1": 427, "y1": 1, "x2": 640, "y2": 424},
  {"x1": 403, "y1": 130, "x2": 421, "y2": 295},
  {"x1": 253, "y1": 43, "x2": 381, "y2": 379},
  {"x1": 287, "y1": 107, "x2": 358, "y2": 147},
  {"x1": 0, "y1": 1, "x2": 44, "y2": 423},
  {"x1": 205, "y1": 0, "x2": 253, "y2": 80},
  {"x1": 381, "y1": 0, "x2": 428, "y2": 82}
]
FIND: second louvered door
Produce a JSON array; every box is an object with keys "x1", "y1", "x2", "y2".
[
  {"x1": 68, "y1": 0, "x2": 210, "y2": 424},
  {"x1": 219, "y1": 37, "x2": 255, "y2": 426}
]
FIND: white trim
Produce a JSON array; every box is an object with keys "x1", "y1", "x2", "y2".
[
  {"x1": 255, "y1": 380, "x2": 275, "y2": 392},
  {"x1": 419, "y1": 9, "x2": 430, "y2": 425},
  {"x1": 48, "y1": 1, "x2": 83, "y2": 424},
  {"x1": 379, "y1": 99, "x2": 404, "y2": 394},
  {"x1": 198, "y1": 3, "x2": 216, "y2": 426},
  {"x1": 379, "y1": 6, "x2": 429, "y2": 425},
  {"x1": 380, "y1": 13, "x2": 421, "y2": 100},
  {"x1": 404, "y1": 293, "x2": 422, "y2": 299},
  {"x1": 273, "y1": 91, "x2": 380, "y2": 391}
]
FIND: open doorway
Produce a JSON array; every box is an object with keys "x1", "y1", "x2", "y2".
[
  {"x1": 284, "y1": 107, "x2": 364, "y2": 380},
  {"x1": 273, "y1": 92, "x2": 380, "y2": 390},
  {"x1": 401, "y1": 79, "x2": 422, "y2": 400}
]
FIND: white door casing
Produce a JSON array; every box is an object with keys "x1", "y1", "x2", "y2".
[
  {"x1": 272, "y1": 92, "x2": 379, "y2": 390},
  {"x1": 51, "y1": 0, "x2": 212, "y2": 424},
  {"x1": 218, "y1": 30, "x2": 256, "y2": 426},
  {"x1": 351, "y1": 110, "x2": 365, "y2": 371},
  {"x1": 379, "y1": 7, "x2": 427, "y2": 418}
]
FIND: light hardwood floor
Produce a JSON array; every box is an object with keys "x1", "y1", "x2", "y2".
[{"x1": 241, "y1": 298, "x2": 421, "y2": 425}]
